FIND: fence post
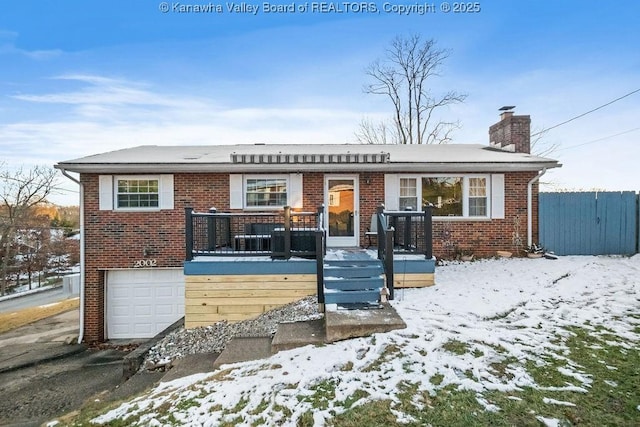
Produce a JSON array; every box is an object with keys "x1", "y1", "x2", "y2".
[
  {"x1": 423, "y1": 204, "x2": 433, "y2": 259},
  {"x1": 284, "y1": 206, "x2": 291, "y2": 259},
  {"x1": 207, "y1": 207, "x2": 217, "y2": 250},
  {"x1": 185, "y1": 207, "x2": 194, "y2": 261}
]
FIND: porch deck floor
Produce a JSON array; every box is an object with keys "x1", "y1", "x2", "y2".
[{"x1": 324, "y1": 248, "x2": 378, "y2": 261}]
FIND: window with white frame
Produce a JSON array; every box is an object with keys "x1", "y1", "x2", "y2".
[
  {"x1": 245, "y1": 177, "x2": 288, "y2": 208},
  {"x1": 468, "y1": 177, "x2": 488, "y2": 216},
  {"x1": 116, "y1": 178, "x2": 159, "y2": 209},
  {"x1": 396, "y1": 175, "x2": 490, "y2": 218},
  {"x1": 399, "y1": 178, "x2": 418, "y2": 210}
]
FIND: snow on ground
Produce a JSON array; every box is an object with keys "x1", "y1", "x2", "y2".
[{"x1": 92, "y1": 256, "x2": 640, "y2": 426}]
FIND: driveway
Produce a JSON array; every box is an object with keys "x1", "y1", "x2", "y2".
[{"x1": 0, "y1": 309, "x2": 162, "y2": 426}]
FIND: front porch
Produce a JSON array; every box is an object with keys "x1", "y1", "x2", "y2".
[{"x1": 183, "y1": 205, "x2": 436, "y2": 329}]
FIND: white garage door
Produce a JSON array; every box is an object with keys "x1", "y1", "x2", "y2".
[{"x1": 106, "y1": 268, "x2": 185, "y2": 339}]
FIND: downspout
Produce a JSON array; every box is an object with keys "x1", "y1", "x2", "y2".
[
  {"x1": 527, "y1": 168, "x2": 547, "y2": 248},
  {"x1": 59, "y1": 169, "x2": 85, "y2": 344}
]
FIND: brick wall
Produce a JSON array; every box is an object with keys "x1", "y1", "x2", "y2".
[
  {"x1": 82, "y1": 170, "x2": 539, "y2": 342},
  {"x1": 432, "y1": 171, "x2": 538, "y2": 257},
  {"x1": 82, "y1": 173, "x2": 230, "y2": 342}
]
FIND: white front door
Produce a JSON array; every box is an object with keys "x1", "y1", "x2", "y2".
[{"x1": 325, "y1": 175, "x2": 359, "y2": 247}]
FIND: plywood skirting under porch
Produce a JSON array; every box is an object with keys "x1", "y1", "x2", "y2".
[
  {"x1": 393, "y1": 273, "x2": 435, "y2": 288},
  {"x1": 185, "y1": 274, "x2": 317, "y2": 329}
]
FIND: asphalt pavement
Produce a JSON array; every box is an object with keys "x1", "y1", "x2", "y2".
[
  {"x1": 0, "y1": 286, "x2": 73, "y2": 313},
  {"x1": 0, "y1": 307, "x2": 163, "y2": 426}
]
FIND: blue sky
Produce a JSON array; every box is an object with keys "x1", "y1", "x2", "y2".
[{"x1": 1, "y1": 1, "x2": 639, "y2": 205}]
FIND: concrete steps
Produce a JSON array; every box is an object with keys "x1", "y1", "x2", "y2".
[{"x1": 210, "y1": 304, "x2": 407, "y2": 371}]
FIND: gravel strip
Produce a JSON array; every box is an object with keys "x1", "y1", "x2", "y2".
[{"x1": 144, "y1": 296, "x2": 323, "y2": 367}]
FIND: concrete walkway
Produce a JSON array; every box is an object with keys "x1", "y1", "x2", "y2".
[{"x1": 0, "y1": 309, "x2": 84, "y2": 373}]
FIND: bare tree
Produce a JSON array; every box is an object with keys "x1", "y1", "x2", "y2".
[
  {"x1": 0, "y1": 165, "x2": 59, "y2": 295},
  {"x1": 357, "y1": 35, "x2": 467, "y2": 145}
]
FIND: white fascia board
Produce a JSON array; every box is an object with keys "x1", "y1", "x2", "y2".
[{"x1": 55, "y1": 161, "x2": 561, "y2": 174}]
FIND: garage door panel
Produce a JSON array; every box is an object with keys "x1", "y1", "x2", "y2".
[
  {"x1": 156, "y1": 287, "x2": 175, "y2": 297},
  {"x1": 106, "y1": 269, "x2": 184, "y2": 339}
]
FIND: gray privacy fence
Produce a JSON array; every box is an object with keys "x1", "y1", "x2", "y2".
[{"x1": 539, "y1": 191, "x2": 639, "y2": 256}]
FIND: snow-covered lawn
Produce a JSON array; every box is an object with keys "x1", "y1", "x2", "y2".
[{"x1": 92, "y1": 256, "x2": 640, "y2": 426}]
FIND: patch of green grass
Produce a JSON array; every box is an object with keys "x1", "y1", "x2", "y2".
[
  {"x1": 251, "y1": 417, "x2": 266, "y2": 426},
  {"x1": 362, "y1": 344, "x2": 402, "y2": 372},
  {"x1": 332, "y1": 325, "x2": 639, "y2": 427},
  {"x1": 340, "y1": 389, "x2": 370, "y2": 409},
  {"x1": 297, "y1": 410, "x2": 315, "y2": 427},
  {"x1": 273, "y1": 402, "x2": 292, "y2": 418},
  {"x1": 429, "y1": 374, "x2": 444, "y2": 386},
  {"x1": 249, "y1": 397, "x2": 270, "y2": 415},
  {"x1": 175, "y1": 397, "x2": 200, "y2": 411},
  {"x1": 441, "y1": 339, "x2": 469, "y2": 355},
  {"x1": 297, "y1": 379, "x2": 338, "y2": 410}
]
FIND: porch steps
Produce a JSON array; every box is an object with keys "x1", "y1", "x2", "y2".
[{"x1": 323, "y1": 259, "x2": 384, "y2": 305}]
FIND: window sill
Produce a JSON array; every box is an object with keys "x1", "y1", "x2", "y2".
[{"x1": 433, "y1": 216, "x2": 492, "y2": 222}]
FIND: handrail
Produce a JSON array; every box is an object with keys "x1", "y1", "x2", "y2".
[
  {"x1": 384, "y1": 205, "x2": 433, "y2": 259},
  {"x1": 376, "y1": 204, "x2": 395, "y2": 300},
  {"x1": 185, "y1": 206, "x2": 323, "y2": 260}
]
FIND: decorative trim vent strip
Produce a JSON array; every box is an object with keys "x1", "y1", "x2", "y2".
[{"x1": 231, "y1": 153, "x2": 390, "y2": 164}]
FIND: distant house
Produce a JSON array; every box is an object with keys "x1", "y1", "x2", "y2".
[{"x1": 56, "y1": 111, "x2": 560, "y2": 343}]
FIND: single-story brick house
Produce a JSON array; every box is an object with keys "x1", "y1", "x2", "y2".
[{"x1": 56, "y1": 111, "x2": 560, "y2": 343}]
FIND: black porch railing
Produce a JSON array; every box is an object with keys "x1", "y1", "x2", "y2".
[
  {"x1": 185, "y1": 206, "x2": 324, "y2": 260},
  {"x1": 385, "y1": 205, "x2": 433, "y2": 259},
  {"x1": 376, "y1": 205, "x2": 395, "y2": 300}
]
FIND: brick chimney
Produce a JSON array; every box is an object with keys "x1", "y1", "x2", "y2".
[{"x1": 489, "y1": 108, "x2": 531, "y2": 153}]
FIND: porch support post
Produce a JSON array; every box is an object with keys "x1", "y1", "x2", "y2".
[
  {"x1": 185, "y1": 207, "x2": 194, "y2": 261},
  {"x1": 315, "y1": 229, "x2": 325, "y2": 306},
  {"x1": 284, "y1": 206, "x2": 291, "y2": 259},
  {"x1": 376, "y1": 204, "x2": 385, "y2": 260},
  {"x1": 207, "y1": 207, "x2": 217, "y2": 250},
  {"x1": 424, "y1": 204, "x2": 433, "y2": 259},
  {"x1": 385, "y1": 228, "x2": 394, "y2": 300}
]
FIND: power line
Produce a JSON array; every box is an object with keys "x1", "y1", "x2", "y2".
[
  {"x1": 531, "y1": 88, "x2": 640, "y2": 137},
  {"x1": 556, "y1": 127, "x2": 640, "y2": 152}
]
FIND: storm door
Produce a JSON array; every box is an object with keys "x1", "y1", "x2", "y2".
[{"x1": 325, "y1": 176, "x2": 359, "y2": 247}]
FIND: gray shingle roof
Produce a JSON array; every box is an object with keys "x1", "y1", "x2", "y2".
[{"x1": 55, "y1": 143, "x2": 560, "y2": 173}]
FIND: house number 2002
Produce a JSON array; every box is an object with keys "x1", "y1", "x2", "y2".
[{"x1": 133, "y1": 259, "x2": 157, "y2": 268}]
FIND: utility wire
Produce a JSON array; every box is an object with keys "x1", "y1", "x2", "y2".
[
  {"x1": 556, "y1": 127, "x2": 640, "y2": 151},
  {"x1": 531, "y1": 88, "x2": 640, "y2": 137}
]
